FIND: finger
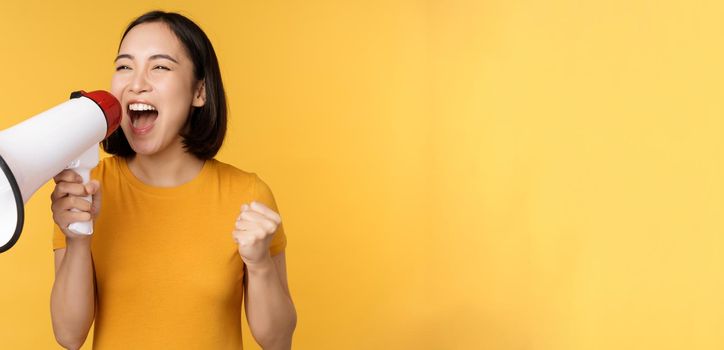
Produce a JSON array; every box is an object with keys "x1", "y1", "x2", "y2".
[
  {"x1": 50, "y1": 182, "x2": 74, "y2": 201},
  {"x1": 51, "y1": 184, "x2": 87, "y2": 202},
  {"x1": 89, "y1": 181, "x2": 102, "y2": 216},
  {"x1": 240, "y1": 210, "x2": 277, "y2": 233},
  {"x1": 250, "y1": 201, "x2": 282, "y2": 224},
  {"x1": 85, "y1": 180, "x2": 100, "y2": 195},
  {"x1": 52, "y1": 196, "x2": 92, "y2": 213},
  {"x1": 237, "y1": 235, "x2": 253, "y2": 247},
  {"x1": 237, "y1": 203, "x2": 250, "y2": 221},
  {"x1": 50, "y1": 186, "x2": 65, "y2": 201},
  {"x1": 235, "y1": 224, "x2": 271, "y2": 240},
  {"x1": 56, "y1": 211, "x2": 92, "y2": 227},
  {"x1": 235, "y1": 219, "x2": 259, "y2": 232},
  {"x1": 66, "y1": 211, "x2": 92, "y2": 225},
  {"x1": 53, "y1": 170, "x2": 82, "y2": 184},
  {"x1": 50, "y1": 182, "x2": 87, "y2": 200},
  {"x1": 232, "y1": 230, "x2": 252, "y2": 245},
  {"x1": 234, "y1": 231, "x2": 264, "y2": 247},
  {"x1": 240, "y1": 210, "x2": 268, "y2": 224},
  {"x1": 52, "y1": 182, "x2": 89, "y2": 201}
]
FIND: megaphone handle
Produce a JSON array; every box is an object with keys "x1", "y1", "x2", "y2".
[
  {"x1": 66, "y1": 146, "x2": 97, "y2": 235},
  {"x1": 67, "y1": 168, "x2": 93, "y2": 235}
]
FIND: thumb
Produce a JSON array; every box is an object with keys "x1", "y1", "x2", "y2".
[
  {"x1": 87, "y1": 180, "x2": 102, "y2": 217},
  {"x1": 85, "y1": 180, "x2": 100, "y2": 195}
]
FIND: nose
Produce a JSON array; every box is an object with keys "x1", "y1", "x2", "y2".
[{"x1": 128, "y1": 69, "x2": 151, "y2": 94}]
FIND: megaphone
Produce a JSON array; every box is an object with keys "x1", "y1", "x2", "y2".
[{"x1": 0, "y1": 91, "x2": 121, "y2": 253}]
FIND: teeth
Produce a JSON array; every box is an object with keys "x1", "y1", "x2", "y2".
[{"x1": 128, "y1": 103, "x2": 157, "y2": 111}]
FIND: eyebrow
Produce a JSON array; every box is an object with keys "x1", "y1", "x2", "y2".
[{"x1": 114, "y1": 54, "x2": 179, "y2": 64}]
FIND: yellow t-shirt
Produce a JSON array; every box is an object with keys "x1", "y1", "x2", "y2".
[{"x1": 52, "y1": 156, "x2": 287, "y2": 349}]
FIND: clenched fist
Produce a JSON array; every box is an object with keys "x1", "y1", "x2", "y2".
[{"x1": 232, "y1": 201, "x2": 282, "y2": 266}]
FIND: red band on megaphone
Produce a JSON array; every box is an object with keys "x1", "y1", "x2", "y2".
[{"x1": 72, "y1": 90, "x2": 122, "y2": 139}]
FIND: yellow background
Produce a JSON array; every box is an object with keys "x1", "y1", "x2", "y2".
[{"x1": 0, "y1": 0, "x2": 722, "y2": 349}]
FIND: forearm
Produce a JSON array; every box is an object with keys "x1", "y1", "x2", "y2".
[
  {"x1": 50, "y1": 239, "x2": 95, "y2": 349},
  {"x1": 245, "y1": 255, "x2": 297, "y2": 349}
]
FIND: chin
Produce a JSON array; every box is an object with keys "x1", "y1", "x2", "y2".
[{"x1": 128, "y1": 141, "x2": 161, "y2": 156}]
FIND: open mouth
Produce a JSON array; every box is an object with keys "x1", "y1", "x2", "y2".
[{"x1": 128, "y1": 103, "x2": 158, "y2": 132}]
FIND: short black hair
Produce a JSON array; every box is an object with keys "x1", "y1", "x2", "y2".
[{"x1": 102, "y1": 10, "x2": 227, "y2": 160}]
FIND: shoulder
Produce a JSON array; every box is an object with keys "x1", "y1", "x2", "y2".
[
  {"x1": 207, "y1": 159, "x2": 260, "y2": 190},
  {"x1": 208, "y1": 160, "x2": 276, "y2": 199},
  {"x1": 90, "y1": 155, "x2": 122, "y2": 179},
  {"x1": 99, "y1": 155, "x2": 121, "y2": 169},
  {"x1": 209, "y1": 159, "x2": 254, "y2": 180}
]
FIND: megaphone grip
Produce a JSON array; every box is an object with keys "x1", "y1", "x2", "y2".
[
  {"x1": 68, "y1": 220, "x2": 93, "y2": 235},
  {"x1": 68, "y1": 221, "x2": 93, "y2": 235},
  {"x1": 66, "y1": 146, "x2": 98, "y2": 235},
  {"x1": 68, "y1": 167, "x2": 94, "y2": 235}
]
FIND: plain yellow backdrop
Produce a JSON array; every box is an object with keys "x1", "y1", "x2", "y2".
[{"x1": 0, "y1": 0, "x2": 723, "y2": 349}]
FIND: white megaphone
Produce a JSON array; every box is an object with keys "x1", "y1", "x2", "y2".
[{"x1": 0, "y1": 90, "x2": 121, "y2": 253}]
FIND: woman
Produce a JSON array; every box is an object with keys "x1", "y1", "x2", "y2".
[{"x1": 49, "y1": 11, "x2": 296, "y2": 349}]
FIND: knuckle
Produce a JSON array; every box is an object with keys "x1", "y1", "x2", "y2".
[
  {"x1": 52, "y1": 197, "x2": 67, "y2": 211},
  {"x1": 265, "y1": 222, "x2": 276, "y2": 231},
  {"x1": 53, "y1": 172, "x2": 67, "y2": 183},
  {"x1": 56, "y1": 182, "x2": 67, "y2": 193},
  {"x1": 54, "y1": 213, "x2": 68, "y2": 226}
]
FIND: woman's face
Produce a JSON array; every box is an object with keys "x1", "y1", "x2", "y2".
[{"x1": 111, "y1": 21, "x2": 205, "y2": 156}]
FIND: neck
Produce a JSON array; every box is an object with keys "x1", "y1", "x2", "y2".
[{"x1": 126, "y1": 139, "x2": 206, "y2": 187}]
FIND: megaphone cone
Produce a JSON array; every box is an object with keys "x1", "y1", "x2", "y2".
[{"x1": 0, "y1": 91, "x2": 120, "y2": 253}]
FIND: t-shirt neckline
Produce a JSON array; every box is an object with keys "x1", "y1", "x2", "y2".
[{"x1": 118, "y1": 156, "x2": 213, "y2": 196}]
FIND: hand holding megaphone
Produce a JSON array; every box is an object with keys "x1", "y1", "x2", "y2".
[
  {"x1": 50, "y1": 170, "x2": 102, "y2": 240},
  {"x1": 0, "y1": 90, "x2": 120, "y2": 253}
]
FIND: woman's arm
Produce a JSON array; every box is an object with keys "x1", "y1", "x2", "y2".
[
  {"x1": 49, "y1": 171, "x2": 101, "y2": 349},
  {"x1": 51, "y1": 242, "x2": 96, "y2": 350},
  {"x1": 244, "y1": 251, "x2": 297, "y2": 349}
]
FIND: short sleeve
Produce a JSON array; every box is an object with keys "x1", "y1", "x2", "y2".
[{"x1": 253, "y1": 174, "x2": 287, "y2": 256}]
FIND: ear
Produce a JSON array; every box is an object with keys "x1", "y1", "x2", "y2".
[{"x1": 192, "y1": 79, "x2": 206, "y2": 107}]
